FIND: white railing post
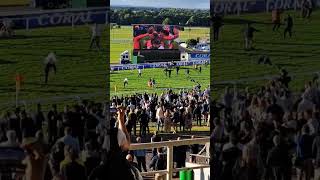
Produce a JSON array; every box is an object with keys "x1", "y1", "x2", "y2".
[
  {"x1": 71, "y1": 15, "x2": 74, "y2": 29},
  {"x1": 26, "y1": 18, "x2": 29, "y2": 31},
  {"x1": 167, "y1": 145, "x2": 173, "y2": 180}
]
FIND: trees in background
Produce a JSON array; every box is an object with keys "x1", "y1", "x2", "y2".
[{"x1": 110, "y1": 7, "x2": 210, "y2": 27}]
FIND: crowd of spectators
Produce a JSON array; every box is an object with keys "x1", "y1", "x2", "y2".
[
  {"x1": 0, "y1": 88, "x2": 210, "y2": 180},
  {"x1": 211, "y1": 73, "x2": 320, "y2": 180},
  {"x1": 110, "y1": 88, "x2": 210, "y2": 136}
]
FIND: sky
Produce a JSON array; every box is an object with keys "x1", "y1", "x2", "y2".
[{"x1": 110, "y1": 0, "x2": 210, "y2": 9}]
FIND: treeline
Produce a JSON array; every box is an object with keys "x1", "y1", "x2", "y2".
[{"x1": 110, "y1": 7, "x2": 210, "y2": 27}]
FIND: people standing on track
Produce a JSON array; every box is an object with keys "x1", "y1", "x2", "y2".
[
  {"x1": 138, "y1": 68, "x2": 142, "y2": 77},
  {"x1": 272, "y1": 8, "x2": 282, "y2": 31},
  {"x1": 301, "y1": 0, "x2": 313, "y2": 19},
  {"x1": 212, "y1": 13, "x2": 223, "y2": 42},
  {"x1": 123, "y1": 78, "x2": 128, "y2": 88},
  {"x1": 244, "y1": 23, "x2": 259, "y2": 50},
  {"x1": 176, "y1": 66, "x2": 180, "y2": 75},
  {"x1": 89, "y1": 23, "x2": 103, "y2": 51},
  {"x1": 284, "y1": 14, "x2": 293, "y2": 39},
  {"x1": 44, "y1": 52, "x2": 57, "y2": 84}
]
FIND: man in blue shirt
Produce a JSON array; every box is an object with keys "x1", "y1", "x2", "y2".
[{"x1": 134, "y1": 137, "x2": 147, "y2": 172}]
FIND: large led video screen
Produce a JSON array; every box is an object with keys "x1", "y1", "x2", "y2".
[{"x1": 133, "y1": 24, "x2": 181, "y2": 50}]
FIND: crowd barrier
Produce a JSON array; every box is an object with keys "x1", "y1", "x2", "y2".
[
  {"x1": 213, "y1": 0, "x2": 320, "y2": 15},
  {"x1": 0, "y1": 7, "x2": 108, "y2": 29},
  {"x1": 110, "y1": 60, "x2": 210, "y2": 72}
]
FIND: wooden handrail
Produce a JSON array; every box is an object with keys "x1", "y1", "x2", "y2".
[
  {"x1": 129, "y1": 137, "x2": 210, "y2": 150},
  {"x1": 130, "y1": 137, "x2": 210, "y2": 180}
]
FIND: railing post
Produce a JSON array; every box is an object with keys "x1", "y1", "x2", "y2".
[{"x1": 167, "y1": 145, "x2": 173, "y2": 180}]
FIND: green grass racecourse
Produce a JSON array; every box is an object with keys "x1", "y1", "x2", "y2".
[
  {"x1": 0, "y1": 24, "x2": 209, "y2": 109},
  {"x1": 0, "y1": 25, "x2": 108, "y2": 109},
  {"x1": 110, "y1": 65, "x2": 210, "y2": 96},
  {"x1": 110, "y1": 26, "x2": 210, "y2": 64},
  {"x1": 213, "y1": 10, "x2": 320, "y2": 98},
  {"x1": 110, "y1": 26, "x2": 210, "y2": 96}
]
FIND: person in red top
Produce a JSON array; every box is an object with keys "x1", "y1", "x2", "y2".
[
  {"x1": 133, "y1": 26, "x2": 180, "y2": 50},
  {"x1": 133, "y1": 26, "x2": 156, "y2": 49},
  {"x1": 272, "y1": 8, "x2": 282, "y2": 31},
  {"x1": 160, "y1": 27, "x2": 180, "y2": 49}
]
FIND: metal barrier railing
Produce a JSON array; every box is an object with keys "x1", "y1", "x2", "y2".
[{"x1": 130, "y1": 137, "x2": 210, "y2": 180}]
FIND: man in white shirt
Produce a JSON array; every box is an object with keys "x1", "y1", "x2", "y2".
[
  {"x1": 138, "y1": 68, "x2": 142, "y2": 77},
  {"x1": 44, "y1": 52, "x2": 57, "y2": 84},
  {"x1": 89, "y1": 23, "x2": 103, "y2": 51},
  {"x1": 156, "y1": 106, "x2": 164, "y2": 131},
  {"x1": 123, "y1": 78, "x2": 128, "y2": 88}
]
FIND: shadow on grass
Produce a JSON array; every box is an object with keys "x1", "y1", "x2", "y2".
[
  {"x1": 223, "y1": 18, "x2": 272, "y2": 25},
  {"x1": 0, "y1": 34, "x2": 60, "y2": 40},
  {"x1": 0, "y1": 59, "x2": 17, "y2": 64},
  {"x1": 26, "y1": 82, "x2": 105, "y2": 89}
]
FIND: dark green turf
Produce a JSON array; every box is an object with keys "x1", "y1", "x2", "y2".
[{"x1": 213, "y1": 10, "x2": 320, "y2": 98}]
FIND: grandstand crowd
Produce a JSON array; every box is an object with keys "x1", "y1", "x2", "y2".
[
  {"x1": 110, "y1": 88, "x2": 211, "y2": 134},
  {"x1": 0, "y1": 87, "x2": 210, "y2": 180},
  {"x1": 211, "y1": 71, "x2": 320, "y2": 180}
]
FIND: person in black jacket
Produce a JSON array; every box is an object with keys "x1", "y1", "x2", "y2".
[
  {"x1": 266, "y1": 135, "x2": 292, "y2": 180},
  {"x1": 151, "y1": 131, "x2": 162, "y2": 157},
  {"x1": 149, "y1": 148, "x2": 166, "y2": 171},
  {"x1": 174, "y1": 137, "x2": 188, "y2": 168},
  {"x1": 35, "y1": 104, "x2": 45, "y2": 132},
  {"x1": 61, "y1": 145, "x2": 87, "y2": 180},
  {"x1": 190, "y1": 136, "x2": 199, "y2": 163},
  {"x1": 48, "y1": 104, "x2": 59, "y2": 145},
  {"x1": 139, "y1": 109, "x2": 149, "y2": 136},
  {"x1": 172, "y1": 107, "x2": 180, "y2": 132},
  {"x1": 212, "y1": 13, "x2": 223, "y2": 41},
  {"x1": 193, "y1": 103, "x2": 202, "y2": 126}
]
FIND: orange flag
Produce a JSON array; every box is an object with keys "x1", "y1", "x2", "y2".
[{"x1": 15, "y1": 73, "x2": 23, "y2": 91}]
